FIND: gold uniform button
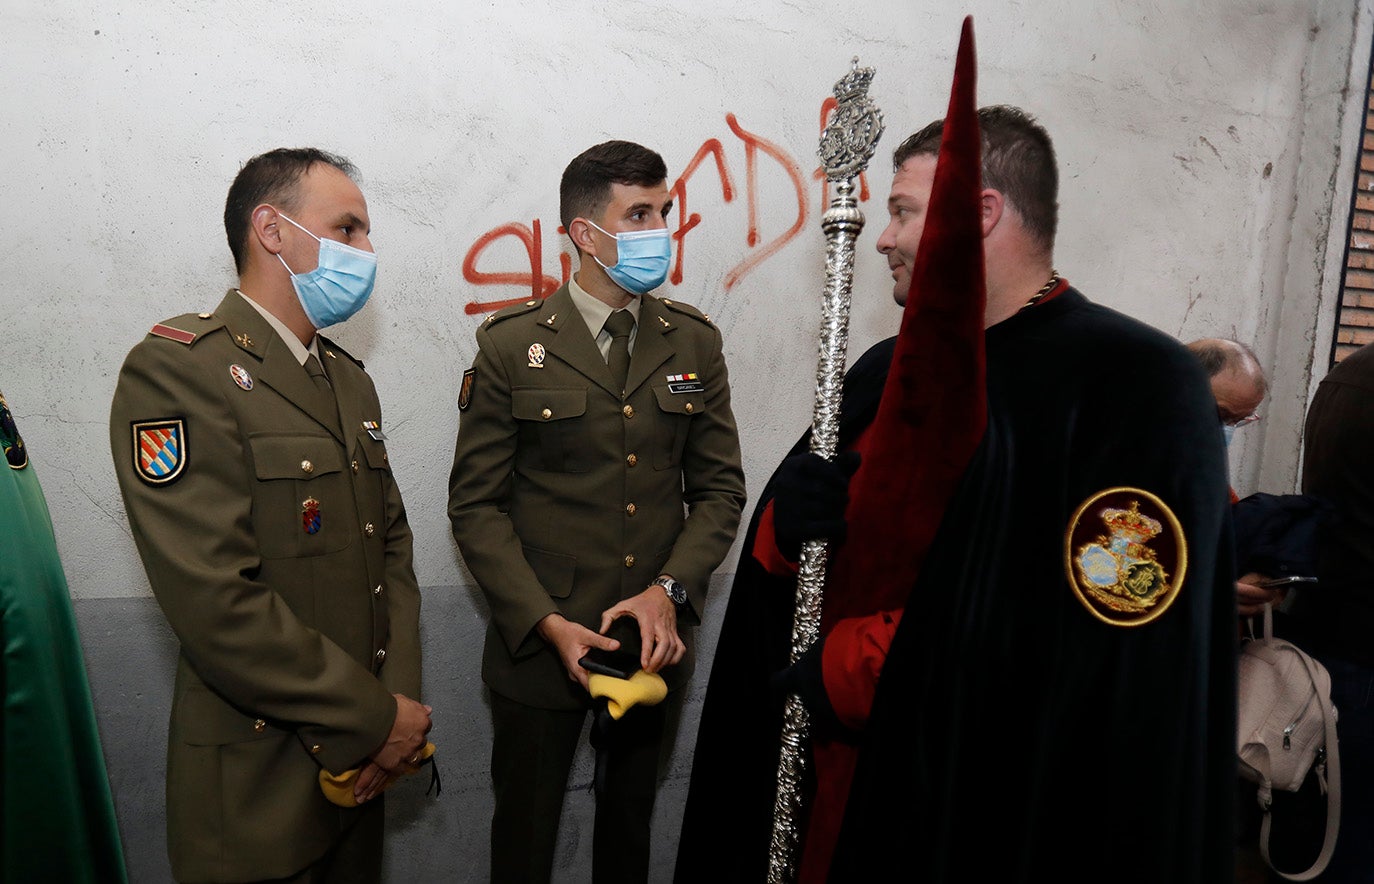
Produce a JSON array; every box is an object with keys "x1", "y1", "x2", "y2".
[
  {"x1": 542, "y1": 408, "x2": 552, "y2": 420},
  {"x1": 301, "y1": 460, "x2": 314, "y2": 474},
  {"x1": 382, "y1": 452, "x2": 388, "y2": 463},
  {"x1": 624, "y1": 555, "x2": 636, "y2": 568},
  {"x1": 198, "y1": 312, "x2": 212, "y2": 319},
  {"x1": 626, "y1": 453, "x2": 638, "y2": 466},
  {"x1": 373, "y1": 584, "x2": 383, "y2": 596},
  {"x1": 626, "y1": 503, "x2": 637, "y2": 516},
  {"x1": 310, "y1": 744, "x2": 322, "y2": 755},
  {"x1": 622, "y1": 405, "x2": 635, "y2": 418},
  {"x1": 364, "y1": 522, "x2": 375, "y2": 537},
  {"x1": 351, "y1": 460, "x2": 359, "y2": 474},
  {"x1": 685, "y1": 402, "x2": 694, "y2": 414},
  {"x1": 253, "y1": 719, "x2": 265, "y2": 732},
  {"x1": 375, "y1": 648, "x2": 387, "y2": 662}
]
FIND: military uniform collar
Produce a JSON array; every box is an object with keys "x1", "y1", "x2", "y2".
[
  {"x1": 567, "y1": 276, "x2": 640, "y2": 335},
  {"x1": 234, "y1": 290, "x2": 320, "y2": 366},
  {"x1": 205, "y1": 289, "x2": 275, "y2": 359},
  {"x1": 211, "y1": 291, "x2": 345, "y2": 442}
]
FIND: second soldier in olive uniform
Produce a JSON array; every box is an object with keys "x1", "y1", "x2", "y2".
[{"x1": 448, "y1": 140, "x2": 746, "y2": 883}]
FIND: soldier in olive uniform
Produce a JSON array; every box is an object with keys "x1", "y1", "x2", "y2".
[
  {"x1": 448, "y1": 140, "x2": 746, "y2": 882},
  {"x1": 110, "y1": 148, "x2": 431, "y2": 884}
]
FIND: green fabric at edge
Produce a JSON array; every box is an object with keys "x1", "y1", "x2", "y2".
[{"x1": 2, "y1": 394, "x2": 128, "y2": 883}]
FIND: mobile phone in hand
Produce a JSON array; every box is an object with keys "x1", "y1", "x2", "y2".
[
  {"x1": 578, "y1": 617, "x2": 643, "y2": 680},
  {"x1": 1257, "y1": 575, "x2": 1317, "y2": 588},
  {"x1": 579, "y1": 647, "x2": 639, "y2": 680}
]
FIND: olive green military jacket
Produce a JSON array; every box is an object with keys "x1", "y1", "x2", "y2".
[
  {"x1": 448, "y1": 285, "x2": 746, "y2": 711},
  {"x1": 110, "y1": 290, "x2": 421, "y2": 883}
]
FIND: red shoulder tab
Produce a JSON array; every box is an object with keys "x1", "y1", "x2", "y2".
[{"x1": 149, "y1": 323, "x2": 197, "y2": 345}]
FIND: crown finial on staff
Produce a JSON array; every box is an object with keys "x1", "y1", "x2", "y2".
[{"x1": 819, "y1": 58, "x2": 884, "y2": 182}]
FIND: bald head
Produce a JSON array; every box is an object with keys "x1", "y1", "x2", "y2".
[{"x1": 1186, "y1": 338, "x2": 1266, "y2": 425}]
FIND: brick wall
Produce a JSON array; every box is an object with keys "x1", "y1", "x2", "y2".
[{"x1": 1335, "y1": 72, "x2": 1374, "y2": 363}]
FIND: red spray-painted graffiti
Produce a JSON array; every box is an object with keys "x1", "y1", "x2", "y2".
[
  {"x1": 669, "y1": 138, "x2": 734, "y2": 287},
  {"x1": 459, "y1": 220, "x2": 565, "y2": 315},
  {"x1": 721, "y1": 113, "x2": 808, "y2": 290},
  {"x1": 460, "y1": 99, "x2": 874, "y2": 315}
]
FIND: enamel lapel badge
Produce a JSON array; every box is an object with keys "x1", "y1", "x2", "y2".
[
  {"x1": 229, "y1": 364, "x2": 254, "y2": 391},
  {"x1": 302, "y1": 497, "x2": 321, "y2": 535}
]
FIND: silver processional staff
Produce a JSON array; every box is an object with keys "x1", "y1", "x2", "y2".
[{"x1": 767, "y1": 57, "x2": 884, "y2": 884}]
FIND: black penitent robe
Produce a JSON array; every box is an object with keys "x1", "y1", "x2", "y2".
[
  {"x1": 833, "y1": 289, "x2": 1238, "y2": 881},
  {"x1": 677, "y1": 290, "x2": 1237, "y2": 883},
  {"x1": 674, "y1": 336, "x2": 895, "y2": 882}
]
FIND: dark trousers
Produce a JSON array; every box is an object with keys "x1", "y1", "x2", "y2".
[
  {"x1": 490, "y1": 690, "x2": 666, "y2": 883},
  {"x1": 1306, "y1": 655, "x2": 1374, "y2": 883}
]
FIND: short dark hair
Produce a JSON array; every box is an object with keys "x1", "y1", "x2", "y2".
[
  {"x1": 559, "y1": 140, "x2": 668, "y2": 247},
  {"x1": 223, "y1": 148, "x2": 357, "y2": 273},
  {"x1": 892, "y1": 105, "x2": 1058, "y2": 254}
]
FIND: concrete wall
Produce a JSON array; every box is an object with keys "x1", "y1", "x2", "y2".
[{"x1": 2, "y1": 0, "x2": 1369, "y2": 880}]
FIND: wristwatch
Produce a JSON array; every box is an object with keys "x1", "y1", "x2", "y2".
[{"x1": 654, "y1": 575, "x2": 688, "y2": 607}]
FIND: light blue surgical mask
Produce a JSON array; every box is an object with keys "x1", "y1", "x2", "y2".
[
  {"x1": 276, "y1": 212, "x2": 378, "y2": 329},
  {"x1": 1222, "y1": 424, "x2": 1236, "y2": 448},
  {"x1": 586, "y1": 220, "x2": 671, "y2": 295}
]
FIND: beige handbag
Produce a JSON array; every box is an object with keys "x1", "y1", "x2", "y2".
[{"x1": 1237, "y1": 604, "x2": 1341, "y2": 880}]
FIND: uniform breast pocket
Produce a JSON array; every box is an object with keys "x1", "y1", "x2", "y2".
[
  {"x1": 512, "y1": 387, "x2": 590, "y2": 472},
  {"x1": 651, "y1": 385, "x2": 702, "y2": 470},
  {"x1": 247, "y1": 432, "x2": 351, "y2": 559}
]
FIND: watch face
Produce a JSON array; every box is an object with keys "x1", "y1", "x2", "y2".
[{"x1": 661, "y1": 578, "x2": 687, "y2": 604}]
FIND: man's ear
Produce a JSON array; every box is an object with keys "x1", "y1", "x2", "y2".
[
  {"x1": 250, "y1": 204, "x2": 284, "y2": 256},
  {"x1": 980, "y1": 188, "x2": 1004, "y2": 239},
  {"x1": 567, "y1": 217, "x2": 598, "y2": 257}
]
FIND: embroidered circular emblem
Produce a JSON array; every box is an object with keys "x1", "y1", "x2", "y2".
[
  {"x1": 1064, "y1": 487, "x2": 1186, "y2": 627},
  {"x1": 229, "y1": 364, "x2": 254, "y2": 391}
]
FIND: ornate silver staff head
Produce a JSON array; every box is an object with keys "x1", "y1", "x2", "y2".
[{"x1": 818, "y1": 57, "x2": 885, "y2": 183}]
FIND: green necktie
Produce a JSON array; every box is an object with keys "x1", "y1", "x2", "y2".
[
  {"x1": 304, "y1": 353, "x2": 341, "y2": 435},
  {"x1": 304, "y1": 353, "x2": 332, "y2": 393},
  {"x1": 604, "y1": 310, "x2": 635, "y2": 393}
]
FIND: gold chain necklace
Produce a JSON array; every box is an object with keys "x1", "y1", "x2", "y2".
[{"x1": 1021, "y1": 270, "x2": 1061, "y2": 310}]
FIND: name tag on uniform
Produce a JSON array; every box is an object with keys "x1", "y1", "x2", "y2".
[{"x1": 666, "y1": 373, "x2": 703, "y2": 394}]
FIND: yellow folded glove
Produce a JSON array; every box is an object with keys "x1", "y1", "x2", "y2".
[
  {"x1": 318, "y1": 741, "x2": 437, "y2": 808},
  {"x1": 588, "y1": 670, "x2": 668, "y2": 720}
]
